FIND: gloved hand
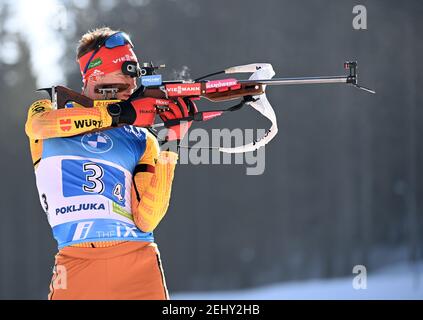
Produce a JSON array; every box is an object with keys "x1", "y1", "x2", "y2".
[
  {"x1": 107, "y1": 97, "x2": 168, "y2": 127},
  {"x1": 158, "y1": 97, "x2": 198, "y2": 141}
]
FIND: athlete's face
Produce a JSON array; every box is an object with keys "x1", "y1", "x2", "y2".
[{"x1": 83, "y1": 70, "x2": 137, "y2": 101}]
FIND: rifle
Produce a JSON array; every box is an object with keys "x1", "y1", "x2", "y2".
[{"x1": 38, "y1": 61, "x2": 375, "y2": 153}]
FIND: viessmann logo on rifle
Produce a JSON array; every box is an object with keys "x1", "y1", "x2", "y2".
[{"x1": 165, "y1": 83, "x2": 201, "y2": 96}]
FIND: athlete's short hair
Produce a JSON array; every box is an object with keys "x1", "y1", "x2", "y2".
[{"x1": 77, "y1": 27, "x2": 121, "y2": 59}]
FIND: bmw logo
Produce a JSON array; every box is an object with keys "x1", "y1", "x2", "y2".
[{"x1": 81, "y1": 132, "x2": 113, "y2": 153}]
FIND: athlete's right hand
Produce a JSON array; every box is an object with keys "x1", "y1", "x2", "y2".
[{"x1": 107, "y1": 97, "x2": 168, "y2": 127}]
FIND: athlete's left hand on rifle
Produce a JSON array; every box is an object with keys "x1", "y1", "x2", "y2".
[
  {"x1": 106, "y1": 95, "x2": 198, "y2": 142},
  {"x1": 106, "y1": 97, "x2": 163, "y2": 127}
]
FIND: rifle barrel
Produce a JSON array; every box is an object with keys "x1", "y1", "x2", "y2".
[{"x1": 239, "y1": 76, "x2": 349, "y2": 86}]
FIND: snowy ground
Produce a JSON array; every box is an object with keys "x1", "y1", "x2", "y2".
[{"x1": 171, "y1": 261, "x2": 423, "y2": 300}]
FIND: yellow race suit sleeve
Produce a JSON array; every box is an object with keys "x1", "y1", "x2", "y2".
[
  {"x1": 25, "y1": 99, "x2": 113, "y2": 140},
  {"x1": 25, "y1": 99, "x2": 113, "y2": 169},
  {"x1": 131, "y1": 131, "x2": 178, "y2": 232}
]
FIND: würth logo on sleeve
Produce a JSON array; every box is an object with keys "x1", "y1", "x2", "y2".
[
  {"x1": 74, "y1": 119, "x2": 103, "y2": 129},
  {"x1": 59, "y1": 119, "x2": 72, "y2": 131}
]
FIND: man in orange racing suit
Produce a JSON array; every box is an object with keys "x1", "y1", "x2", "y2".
[{"x1": 25, "y1": 27, "x2": 193, "y2": 300}]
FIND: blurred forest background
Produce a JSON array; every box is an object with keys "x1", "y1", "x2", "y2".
[{"x1": 0, "y1": 0, "x2": 422, "y2": 299}]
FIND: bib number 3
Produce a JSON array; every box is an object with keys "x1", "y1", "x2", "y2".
[
  {"x1": 62, "y1": 159, "x2": 127, "y2": 206},
  {"x1": 82, "y1": 163, "x2": 124, "y2": 203},
  {"x1": 83, "y1": 163, "x2": 105, "y2": 194}
]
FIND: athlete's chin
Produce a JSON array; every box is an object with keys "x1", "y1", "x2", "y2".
[{"x1": 118, "y1": 93, "x2": 131, "y2": 100}]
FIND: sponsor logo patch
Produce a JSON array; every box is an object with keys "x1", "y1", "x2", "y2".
[
  {"x1": 206, "y1": 78, "x2": 238, "y2": 89},
  {"x1": 113, "y1": 54, "x2": 136, "y2": 64},
  {"x1": 74, "y1": 119, "x2": 103, "y2": 129},
  {"x1": 87, "y1": 58, "x2": 102, "y2": 69},
  {"x1": 59, "y1": 119, "x2": 72, "y2": 131},
  {"x1": 165, "y1": 83, "x2": 202, "y2": 96},
  {"x1": 55, "y1": 203, "x2": 106, "y2": 215},
  {"x1": 31, "y1": 105, "x2": 46, "y2": 115},
  {"x1": 93, "y1": 100, "x2": 120, "y2": 108},
  {"x1": 81, "y1": 132, "x2": 113, "y2": 153},
  {"x1": 141, "y1": 75, "x2": 162, "y2": 87},
  {"x1": 112, "y1": 202, "x2": 133, "y2": 220}
]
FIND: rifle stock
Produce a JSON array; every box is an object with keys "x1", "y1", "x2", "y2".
[
  {"x1": 55, "y1": 86, "x2": 94, "y2": 109},
  {"x1": 202, "y1": 83, "x2": 264, "y2": 102}
]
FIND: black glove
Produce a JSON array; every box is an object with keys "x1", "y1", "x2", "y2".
[
  {"x1": 107, "y1": 97, "x2": 158, "y2": 127},
  {"x1": 106, "y1": 100, "x2": 136, "y2": 127}
]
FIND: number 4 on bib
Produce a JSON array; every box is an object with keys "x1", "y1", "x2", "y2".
[{"x1": 113, "y1": 183, "x2": 124, "y2": 202}]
